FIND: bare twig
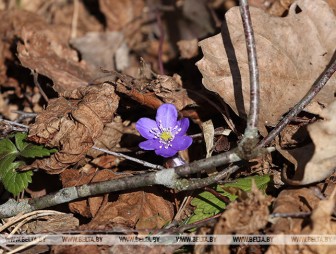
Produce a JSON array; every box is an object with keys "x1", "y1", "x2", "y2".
[
  {"x1": 71, "y1": 0, "x2": 79, "y2": 39},
  {"x1": 32, "y1": 71, "x2": 49, "y2": 103},
  {"x1": 258, "y1": 57, "x2": 336, "y2": 148},
  {"x1": 175, "y1": 165, "x2": 239, "y2": 190},
  {"x1": 270, "y1": 212, "x2": 311, "y2": 218},
  {"x1": 0, "y1": 120, "x2": 29, "y2": 132},
  {"x1": 92, "y1": 146, "x2": 165, "y2": 170},
  {"x1": 239, "y1": 0, "x2": 260, "y2": 133},
  {"x1": 236, "y1": 0, "x2": 263, "y2": 161}
]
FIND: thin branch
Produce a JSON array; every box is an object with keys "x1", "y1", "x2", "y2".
[
  {"x1": 0, "y1": 120, "x2": 29, "y2": 132},
  {"x1": 71, "y1": 0, "x2": 79, "y2": 39},
  {"x1": 176, "y1": 165, "x2": 239, "y2": 191},
  {"x1": 270, "y1": 212, "x2": 311, "y2": 218},
  {"x1": 258, "y1": 57, "x2": 336, "y2": 148},
  {"x1": 239, "y1": 0, "x2": 260, "y2": 133},
  {"x1": 92, "y1": 146, "x2": 165, "y2": 170},
  {"x1": 32, "y1": 71, "x2": 49, "y2": 103}
]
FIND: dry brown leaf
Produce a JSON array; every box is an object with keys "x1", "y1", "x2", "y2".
[
  {"x1": 177, "y1": 39, "x2": 199, "y2": 59},
  {"x1": 151, "y1": 74, "x2": 196, "y2": 110},
  {"x1": 197, "y1": 0, "x2": 336, "y2": 135},
  {"x1": 26, "y1": 84, "x2": 119, "y2": 173},
  {"x1": 267, "y1": 184, "x2": 336, "y2": 254},
  {"x1": 213, "y1": 184, "x2": 271, "y2": 254},
  {"x1": 52, "y1": 245, "x2": 100, "y2": 254},
  {"x1": 99, "y1": 0, "x2": 145, "y2": 48},
  {"x1": 24, "y1": 213, "x2": 79, "y2": 234},
  {"x1": 214, "y1": 183, "x2": 271, "y2": 234},
  {"x1": 283, "y1": 101, "x2": 336, "y2": 185},
  {"x1": 269, "y1": 187, "x2": 321, "y2": 234},
  {"x1": 89, "y1": 116, "x2": 125, "y2": 158},
  {"x1": 71, "y1": 31, "x2": 128, "y2": 71},
  {"x1": 0, "y1": 9, "x2": 94, "y2": 93},
  {"x1": 13, "y1": 1, "x2": 103, "y2": 39},
  {"x1": 304, "y1": 187, "x2": 336, "y2": 254},
  {"x1": 87, "y1": 190, "x2": 174, "y2": 230},
  {"x1": 268, "y1": 0, "x2": 294, "y2": 16},
  {"x1": 60, "y1": 167, "x2": 130, "y2": 218}
]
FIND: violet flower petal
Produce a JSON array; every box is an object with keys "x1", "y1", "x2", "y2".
[
  {"x1": 156, "y1": 103, "x2": 177, "y2": 128},
  {"x1": 176, "y1": 118, "x2": 189, "y2": 136},
  {"x1": 170, "y1": 136, "x2": 193, "y2": 151},
  {"x1": 136, "y1": 118, "x2": 157, "y2": 139},
  {"x1": 155, "y1": 147, "x2": 178, "y2": 158},
  {"x1": 139, "y1": 139, "x2": 161, "y2": 150}
]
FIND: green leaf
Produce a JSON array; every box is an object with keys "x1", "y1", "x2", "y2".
[
  {"x1": 15, "y1": 132, "x2": 28, "y2": 152},
  {"x1": 0, "y1": 142, "x2": 32, "y2": 196},
  {"x1": 0, "y1": 133, "x2": 57, "y2": 196},
  {"x1": 15, "y1": 133, "x2": 57, "y2": 158},
  {"x1": 188, "y1": 185, "x2": 236, "y2": 225},
  {"x1": 188, "y1": 175, "x2": 271, "y2": 225},
  {"x1": 223, "y1": 175, "x2": 271, "y2": 193},
  {"x1": 0, "y1": 137, "x2": 17, "y2": 159}
]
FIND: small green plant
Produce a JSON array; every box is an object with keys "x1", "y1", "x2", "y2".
[
  {"x1": 0, "y1": 132, "x2": 57, "y2": 195},
  {"x1": 188, "y1": 175, "x2": 270, "y2": 224}
]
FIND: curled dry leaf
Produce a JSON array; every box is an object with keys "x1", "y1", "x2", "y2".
[
  {"x1": 86, "y1": 190, "x2": 174, "y2": 230},
  {"x1": 197, "y1": 0, "x2": 336, "y2": 135},
  {"x1": 283, "y1": 100, "x2": 336, "y2": 185},
  {"x1": 151, "y1": 74, "x2": 196, "y2": 110},
  {"x1": 26, "y1": 84, "x2": 119, "y2": 173},
  {"x1": 0, "y1": 10, "x2": 94, "y2": 93}
]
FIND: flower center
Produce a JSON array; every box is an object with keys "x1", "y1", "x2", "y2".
[
  {"x1": 149, "y1": 120, "x2": 182, "y2": 149},
  {"x1": 160, "y1": 131, "x2": 173, "y2": 141}
]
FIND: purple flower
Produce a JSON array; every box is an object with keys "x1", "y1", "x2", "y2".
[{"x1": 136, "y1": 103, "x2": 192, "y2": 158}]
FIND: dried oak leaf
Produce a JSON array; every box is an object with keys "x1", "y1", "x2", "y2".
[
  {"x1": 0, "y1": 9, "x2": 94, "y2": 93},
  {"x1": 26, "y1": 84, "x2": 119, "y2": 173},
  {"x1": 197, "y1": 0, "x2": 336, "y2": 135},
  {"x1": 283, "y1": 100, "x2": 336, "y2": 185},
  {"x1": 86, "y1": 190, "x2": 174, "y2": 230}
]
